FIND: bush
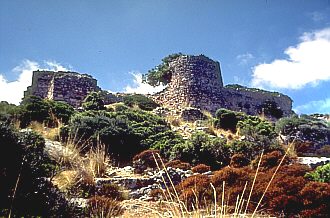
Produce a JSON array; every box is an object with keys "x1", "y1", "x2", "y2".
[
  {"x1": 230, "y1": 153, "x2": 249, "y2": 168},
  {"x1": 0, "y1": 122, "x2": 71, "y2": 217},
  {"x1": 170, "y1": 132, "x2": 230, "y2": 169},
  {"x1": 275, "y1": 115, "x2": 329, "y2": 150},
  {"x1": 19, "y1": 96, "x2": 74, "y2": 127},
  {"x1": 191, "y1": 164, "x2": 211, "y2": 173},
  {"x1": 214, "y1": 108, "x2": 246, "y2": 132},
  {"x1": 123, "y1": 94, "x2": 159, "y2": 111},
  {"x1": 299, "y1": 182, "x2": 330, "y2": 217},
  {"x1": 0, "y1": 101, "x2": 20, "y2": 122},
  {"x1": 252, "y1": 150, "x2": 290, "y2": 170},
  {"x1": 62, "y1": 108, "x2": 178, "y2": 162},
  {"x1": 164, "y1": 160, "x2": 191, "y2": 170},
  {"x1": 176, "y1": 174, "x2": 212, "y2": 210},
  {"x1": 96, "y1": 183, "x2": 123, "y2": 200},
  {"x1": 82, "y1": 92, "x2": 106, "y2": 111},
  {"x1": 87, "y1": 196, "x2": 124, "y2": 217},
  {"x1": 305, "y1": 163, "x2": 330, "y2": 183},
  {"x1": 132, "y1": 149, "x2": 161, "y2": 173}
]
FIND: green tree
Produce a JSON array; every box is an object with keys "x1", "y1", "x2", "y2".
[{"x1": 142, "y1": 53, "x2": 183, "y2": 86}]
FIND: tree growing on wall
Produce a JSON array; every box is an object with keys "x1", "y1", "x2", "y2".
[{"x1": 142, "y1": 53, "x2": 183, "y2": 86}]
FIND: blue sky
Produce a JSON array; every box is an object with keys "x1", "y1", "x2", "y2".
[{"x1": 1, "y1": 0, "x2": 330, "y2": 114}]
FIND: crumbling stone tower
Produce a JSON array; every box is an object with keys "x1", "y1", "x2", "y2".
[
  {"x1": 24, "y1": 71, "x2": 101, "y2": 107},
  {"x1": 154, "y1": 55, "x2": 226, "y2": 111},
  {"x1": 153, "y1": 54, "x2": 293, "y2": 116}
]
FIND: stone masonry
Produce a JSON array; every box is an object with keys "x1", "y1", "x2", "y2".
[
  {"x1": 24, "y1": 71, "x2": 102, "y2": 108},
  {"x1": 24, "y1": 55, "x2": 293, "y2": 116},
  {"x1": 152, "y1": 55, "x2": 293, "y2": 117}
]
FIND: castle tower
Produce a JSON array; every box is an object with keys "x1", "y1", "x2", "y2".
[
  {"x1": 153, "y1": 54, "x2": 293, "y2": 117},
  {"x1": 153, "y1": 55, "x2": 226, "y2": 112}
]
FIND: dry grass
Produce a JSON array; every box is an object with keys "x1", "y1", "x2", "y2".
[
  {"x1": 146, "y1": 143, "x2": 293, "y2": 218},
  {"x1": 52, "y1": 170, "x2": 79, "y2": 191},
  {"x1": 27, "y1": 121, "x2": 60, "y2": 140},
  {"x1": 85, "y1": 143, "x2": 110, "y2": 178},
  {"x1": 51, "y1": 136, "x2": 110, "y2": 192}
]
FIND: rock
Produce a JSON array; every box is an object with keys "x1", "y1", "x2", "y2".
[{"x1": 297, "y1": 156, "x2": 330, "y2": 169}]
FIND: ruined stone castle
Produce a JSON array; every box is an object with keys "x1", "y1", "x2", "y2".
[
  {"x1": 153, "y1": 55, "x2": 293, "y2": 116},
  {"x1": 24, "y1": 55, "x2": 293, "y2": 116},
  {"x1": 24, "y1": 71, "x2": 103, "y2": 108}
]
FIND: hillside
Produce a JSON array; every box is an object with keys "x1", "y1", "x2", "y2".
[{"x1": 1, "y1": 54, "x2": 330, "y2": 217}]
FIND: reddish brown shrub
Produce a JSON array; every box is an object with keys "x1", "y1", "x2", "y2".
[
  {"x1": 191, "y1": 164, "x2": 211, "y2": 173},
  {"x1": 299, "y1": 182, "x2": 330, "y2": 217},
  {"x1": 132, "y1": 149, "x2": 161, "y2": 173},
  {"x1": 176, "y1": 174, "x2": 212, "y2": 210},
  {"x1": 316, "y1": 145, "x2": 330, "y2": 157},
  {"x1": 252, "y1": 151, "x2": 290, "y2": 170},
  {"x1": 96, "y1": 183, "x2": 123, "y2": 200},
  {"x1": 269, "y1": 195, "x2": 303, "y2": 215},
  {"x1": 87, "y1": 196, "x2": 124, "y2": 217},
  {"x1": 275, "y1": 163, "x2": 311, "y2": 177},
  {"x1": 211, "y1": 167, "x2": 251, "y2": 186},
  {"x1": 164, "y1": 160, "x2": 191, "y2": 170},
  {"x1": 294, "y1": 141, "x2": 314, "y2": 155},
  {"x1": 230, "y1": 153, "x2": 249, "y2": 168}
]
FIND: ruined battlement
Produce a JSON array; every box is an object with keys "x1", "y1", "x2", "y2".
[
  {"x1": 24, "y1": 55, "x2": 293, "y2": 118},
  {"x1": 153, "y1": 55, "x2": 293, "y2": 117},
  {"x1": 24, "y1": 70, "x2": 101, "y2": 108}
]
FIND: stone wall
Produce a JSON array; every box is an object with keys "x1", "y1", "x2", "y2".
[
  {"x1": 153, "y1": 55, "x2": 293, "y2": 117},
  {"x1": 24, "y1": 71, "x2": 101, "y2": 107}
]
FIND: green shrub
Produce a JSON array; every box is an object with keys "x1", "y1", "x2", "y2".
[
  {"x1": 0, "y1": 121, "x2": 71, "y2": 217},
  {"x1": 305, "y1": 163, "x2": 330, "y2": 183},
  {"x1": 0, "y1": 101, "x2": 20, "y2": 122},
  {"x1": 82, "y1": 92, "x2": 106, "y2": 111},
  {"x1": 170, "y1": 132, "x2": 230, "y2": 169},
  {"x1": 19, "y1": 96, "x2": 74, "y2": 127},
  {"x1": 63, "y1": 108, "x2": 180, "y2": 162},
  {"x1": 123, "y1": 94, "x2": 159, "y2": 111},
  {"x1": 214, "y1": 108, "x2": 246, "y2": 132}
]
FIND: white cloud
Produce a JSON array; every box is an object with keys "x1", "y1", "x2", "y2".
[
  {"x1": 251, "y1": 27, "x2": 330, "y2": 89},
  {"x1": 124, "y1": 72, "x2": 165, "y2": 94},
  {"x1": 294, "y1": 98, "x2": 330, "y2": 114},
  {"x1": 0, "y1": 60, "x2": 69, "y2": 105},
  {"x1": 236, "y1": 52, "x2": 254, "y2": 65}
]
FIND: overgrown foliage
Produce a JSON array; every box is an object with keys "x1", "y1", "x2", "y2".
[
  {"x1": 62, "y1": 108, "x2": 181, "y2": 162},
  {"x1": 19, "y1": 96, "x2": 74, "y2": 128},
  {"x1": 82, "y1": 92, "x2": 106, "y2": 111},
  {"x1": 123, "y1": 94, "x2": 159, "y2": 111},
  {"x1": 0, "y1": 121, "x2": 72, "y2": 217},
  {"x1": 0, "y1": 101, "x2": 20, "y2": 122},
  {"x1": 169, "y1": 132, "x2": 230, "y2": 169},
  {"x1": 305, "y1": 163, "x2": 330, "y2": 183},
  {"x1": 142, "y1": 53, "x2": 183, "y2": 86}
]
